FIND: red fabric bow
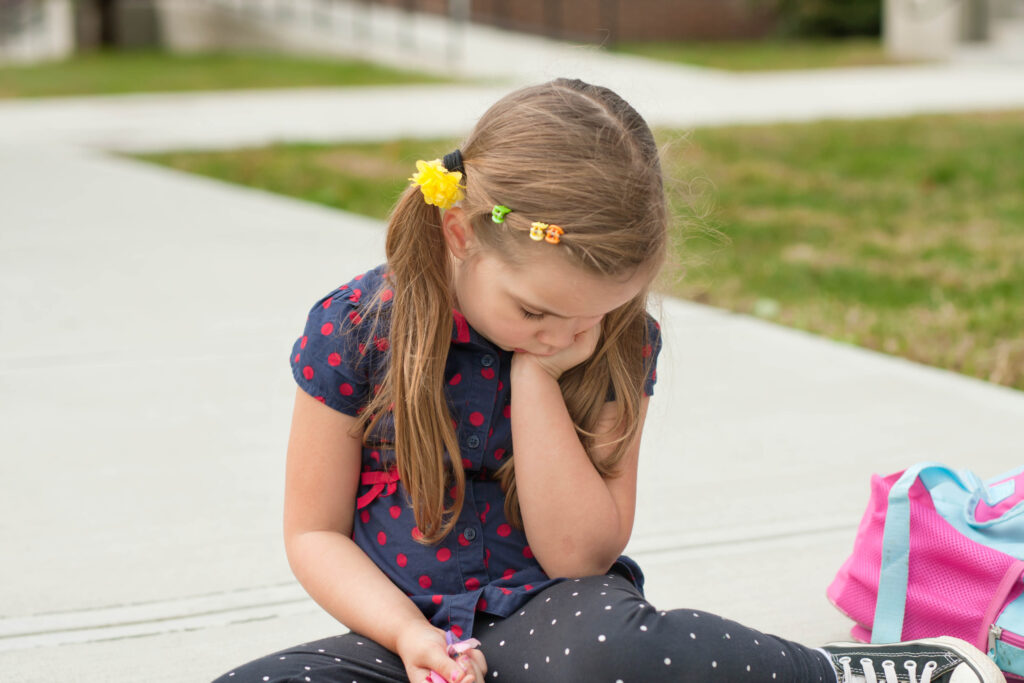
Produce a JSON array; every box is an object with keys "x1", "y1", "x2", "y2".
[{"x1": 356, "y1": 468, "x2": 400, "y2": 509}]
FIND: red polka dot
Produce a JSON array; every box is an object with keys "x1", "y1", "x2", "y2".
[
  {"x1": 381, "y1": 289, "x2": 393, "y2": 302},
  {"x1": 500, "y1": 587, "x2": 512, "y2": 595},
  {"x1": 396, "y1": 553, "x2": 407, "y2": 567},
  {"x1": 349, "y1": 311, "x2": 362, "y2": 325},
  {"x1": 493, "y1": 449, "x2": 505, "y2": 461},
  {"x1": 354, "y1": 273, "x2": 364, "y2": 280},
  {"x1": 497, "y1": 524, "x2": 512, "y2": 537},
  {"x1": 412, "y1": 527, "x2": 423, "y2": 541},
  {"x1": 502, "y1": 568, "x2": 515, "y2": 579},
  {"x1": 469, "y1": 412, "x2": 484, "y2": 426},
  {"x1": 642, "y1": 344, "x2": 653, "y2": 358},
  {"x1": 358, "y1": 342, "x2": 366, "y2": 355},
  {"x1": 375, "y1": 337, "x2": 390, "y2": 352},
  {"x1": 448, "y1": 373, "x2": 462, "y2": 386},
  {"x1": 654, "y1": 320, "x2": 661, "y2": 330},
  {"x1": 322, "y1": 298, "x2": 333, "y2": 308},
  {"x1": 503, "y1": 405, "x2": 511, "y2": 419},
  {"x1": 293, "y1": 353, "x2": 300, "y2": 363},
  {"x1": 432, "y1": 594, "x2": 443, "y2": 605},
  {"x1": 448, "y1": 485, "x2": 458, "y2": 500},
  {"x1": 481, "y1": 367, "x2": 495, "y2": 380},
  {"x1": 340, "y1": 383, "x2": 354, "y2": 396},
  {"x1": 327, "y1": 352, "x2": 341, "y2": 366},
  {"x1": 461, "y1": 458, "x2": 471, "y2": 469},
  {"x1": 450, "y1": 625, "x2": 463, "y2": 638},
  {"x1": 320, "y1": 322, "x2": 334, "y2": 335},
  {"x1": 377, "y1": 531, "x2": 387, "y2": 545},
  {"x1": 465, "y1": 578, "x2": 481, "y2": 590},
  {"x1": 374, "y1": 384, "x2": 382, "y2": 394},
  {"x1": 371, "y1": 450, "x2": 380, "y2": 462},
  {"x1": 485, "y1": 549, "x2": 491, "y2": 567},
  {"x1": 458, "y1": 533, "x2": 471, "y2": 547},
  {"x1": 436, "y1": 548, "x2": 451, "y2": 562},
  {"x1": 498, "y1": 381, "x2": 504, "y2": 391},
  {"x1": 523, "y1": 546, "x2": 534, "y2": 559},
  {"x1": 314, "y1": 396, "x2": 325, "y2": 403},
  {"x1": 652, "y1": 369, "x2": 657, "y2": 381},
  {"x1": 389, "y1": 505, "x2": 401, "y2": 519},
  {"x1": 477, "y1": 599, "x2": 488, "y2": 611},
  {"x1": 524, "y1": 584, "x2": 534, "y2": 591},
  {"x1": 480, "y1": 503, "x2": 490, "y2": 523},
  {"x1": 302, "y1": 366, "x2": 314, "y2": 380},
  {"x1": 360, "y1": 510, "x2": 370, "y2": 524},
  {"x1": 300, "y1": 335, "x2": 308, "y2": 349},
  {"x1": 349, "y1": 289, "x2": 362, "y2": 303},
  {"x1": 419, "y1": 575, "x2": 432, "y2": 589}
]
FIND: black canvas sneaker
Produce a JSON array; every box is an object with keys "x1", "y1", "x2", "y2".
[{"x1": 822, "y1": 637, "x2": 1006, "y2": 683}]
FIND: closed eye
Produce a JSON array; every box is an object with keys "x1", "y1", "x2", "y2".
[{"x1": 521, "y1": 308, "x2": 544, "y2": 320}]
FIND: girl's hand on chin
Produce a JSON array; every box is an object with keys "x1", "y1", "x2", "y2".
[
  {"x1": 396, "y1": 621, "x2": 487, "y2": 683},
  {"x1": 513, "y1": 323, "x2": 601, "y2": 380}
]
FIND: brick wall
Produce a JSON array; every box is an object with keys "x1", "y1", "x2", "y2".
[{"x1": 369, "y1": 0, "x2": 779, "y2": 42}]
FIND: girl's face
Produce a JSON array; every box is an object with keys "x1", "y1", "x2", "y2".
[{"x1": 449, "y1": 234, "x2": 651, "y2": 357}]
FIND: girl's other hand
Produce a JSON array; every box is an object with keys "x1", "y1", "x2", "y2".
[
  {"x1": 396, "y1": 621, "x2": 487, "y2": 683},
  {"x1": 513, "y1": 322, "x2": 601, "y2": 381}
]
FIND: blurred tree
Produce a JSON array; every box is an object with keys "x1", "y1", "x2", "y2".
[
  {"x1": 774, "y1": 0, "x2": 882, "y2": 37},
  {"x1": 96, "y1": 0, "x2": 119, "y2": 46}
]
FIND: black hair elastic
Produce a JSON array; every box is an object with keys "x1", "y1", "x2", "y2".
[{"x1": 442, "y1": 149, "x2": 465, "y2": 175}]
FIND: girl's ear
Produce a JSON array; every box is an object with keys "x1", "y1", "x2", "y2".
[{"x1": 441, "y1": 207, "x2": 476, "y2": 261}]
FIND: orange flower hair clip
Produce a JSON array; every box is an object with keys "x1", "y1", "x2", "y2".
[{"x1": 530, "y1": 221, "x2": 565, "y2": 244}]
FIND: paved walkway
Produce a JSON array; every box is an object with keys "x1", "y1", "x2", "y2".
[{"x1": 2, "y1": 16, "x2": 1023, "y2": 681}]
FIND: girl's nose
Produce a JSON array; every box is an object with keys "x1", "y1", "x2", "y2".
[
  {"x1": 537, "y1": 320, "x2": 577, "y2": 350},
  {"x1": 538, "y1": 317, "x2": 601, "y2": 350}
]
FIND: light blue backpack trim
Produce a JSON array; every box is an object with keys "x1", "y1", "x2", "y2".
[{"x1": 991, "y1": 637, "x2": 1024, "y2": 676}]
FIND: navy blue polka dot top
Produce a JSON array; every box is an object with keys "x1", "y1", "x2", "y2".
[{"x1": 290, "y1": 263, "x2": 662, "y2": 638}]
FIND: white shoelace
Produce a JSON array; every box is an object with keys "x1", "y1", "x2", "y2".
[{"x1": 837, "y1": 655, "x2": 939, "y2": 683}]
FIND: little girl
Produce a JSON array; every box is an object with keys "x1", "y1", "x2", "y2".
[{"x1": 215, "y1": 79, "x2": 1003, "y2": 683}]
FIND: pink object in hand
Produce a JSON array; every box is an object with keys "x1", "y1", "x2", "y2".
[{"x1": 426, "y1": 631, "x2": 482, "y2": 683}]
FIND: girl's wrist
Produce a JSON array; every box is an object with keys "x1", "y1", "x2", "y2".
[{"x1": 511, "y1": 352, "x2": 563, "y2": 383}]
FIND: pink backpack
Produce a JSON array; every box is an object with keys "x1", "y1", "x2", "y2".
[{"x1": 828, "y1": 463, "x2": 1024, "y2": 680}]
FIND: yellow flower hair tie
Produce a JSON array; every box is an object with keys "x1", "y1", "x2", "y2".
[{"x1": 410, "y1": 159, "x2": 464, "y2": 210}]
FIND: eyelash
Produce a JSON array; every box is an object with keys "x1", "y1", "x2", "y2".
[{"x1": 521, "y1": 308, "x2": 544, "y2": 320}]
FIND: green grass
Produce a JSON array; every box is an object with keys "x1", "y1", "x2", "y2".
[
  {"x1": 134, "y1": 111, "x2": 1024, "y2": 391},
  {"x1": 611, "y1": 38, "x2": 908, "y2": 71},
  {"x1": 0, "y1": 50, "x2": 445, "y2": 99}
]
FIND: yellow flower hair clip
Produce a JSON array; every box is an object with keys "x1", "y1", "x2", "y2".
[{"x1": 410, "y1": 158, "x2": 464, "y2": 210}]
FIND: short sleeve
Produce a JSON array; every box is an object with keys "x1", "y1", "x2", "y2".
[
  {"x1": 642, "y1": 314, "x2": 662, "y2": 397},
  {"x1": 289, "y1": 288, "x2": 374, "y2": 416},
  {"x1": 606, "y1": 313, "x2": 663, "y2": 402}
]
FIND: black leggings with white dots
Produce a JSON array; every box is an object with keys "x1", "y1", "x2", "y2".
[{"x1": 213, "y1": 574, "x2": 837, "y2": 683}]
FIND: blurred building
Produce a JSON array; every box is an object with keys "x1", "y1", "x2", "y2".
[
  {"x1": 0, "y1": 0, "x2": 74, "y2": 63},
  {"x1": 2, "y1": 0, "x2": 1022, "y2": 65},
  {"x1": 885, "y1": 0, "x2": 1024, "y2": 59}
]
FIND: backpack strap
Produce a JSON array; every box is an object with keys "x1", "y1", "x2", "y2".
[{"x1": 872, "y1": 463, "x2": 973, "y2": 643}]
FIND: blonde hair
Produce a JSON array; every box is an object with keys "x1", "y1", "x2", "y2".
[{"x1": 359, "y1": 78, "x2": 668, "y2": 543}]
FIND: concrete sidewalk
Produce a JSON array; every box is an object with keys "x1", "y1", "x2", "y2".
[{"x1": 2, "y1": 22, "x2": 1024, "y2": 681}]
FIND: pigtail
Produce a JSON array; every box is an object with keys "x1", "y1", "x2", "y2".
[{"x1": 360, "y1": 185, "x2": 464, "y2": 544}]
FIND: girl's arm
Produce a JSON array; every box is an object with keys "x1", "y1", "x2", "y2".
[
  {"x1": 283, "y1": 387, "x2": 485, "y2": 683},
  {"x1": 510, "y1": 333, "x2": 650, "y2": 579}
]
